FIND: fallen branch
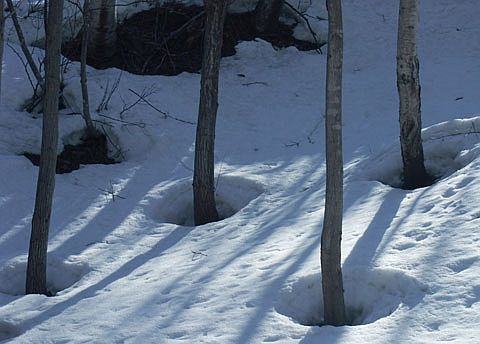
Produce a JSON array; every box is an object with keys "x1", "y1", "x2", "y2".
[
  {"x1": 242, "y1": 81, "x2": 269, "y2": 86},
  {"x1": 191, "y1": 250, "x2": 208, "y2": 261},
  {"x1": 128, "y1": 88, "x2": 195, "y2": 125}
]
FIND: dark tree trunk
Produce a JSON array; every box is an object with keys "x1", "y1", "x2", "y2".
[
  {"x1": 88, "y1": 0, "x2": 116, "y2": 65},
  {"x1": 254, "y1": 0, "x2": 283, "y2": 33},
  {"x1": 397, "y1": 0, "x2": 429, "y2": 189},
  {"x1": 0, "y1": 0, "x2": 5, "y2": 101},
  {"x1": 321, "y1": 0, "x2": 346, "y2": 326},
  {"x1": 25, "y1": 0, "x2": 64, "y2": 295},
  {"x1": 193, "y1": 0, "x2": 227, "y2": 226}
]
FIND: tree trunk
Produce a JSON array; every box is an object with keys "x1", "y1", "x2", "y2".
[
  {"x1": 321, "y1": 0, "x2": 346, "y2": 326},
  {"x1": 193, "y1": 0, "x2": 227, "y2": 226},
  {"x1": 25, "y1": 0, "x2": 64, "y2": 295},
  {"x1": 87, "y1": 0, "x2": 116, "y2": 66},
  {"x1": 397, "y1": 0, "x2": 429, "y2": 189},
  {"x1": 6, "y1": 0, "x2": 43, "y2": 87},
  {"x1": 0, "y1": 0, "x2": 5, "y2": 101},
  {"x1": 80, "y1": 0, "x2": 97, "y2": 137},
  {"x1": 254, "y1": 0, "x2": 283, "y2": 34}
]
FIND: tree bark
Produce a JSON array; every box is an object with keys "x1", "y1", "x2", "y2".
[
  {"x1": 321, "y1": 0, "x2": 346, "y2": 326},
  {"x1": 0, "y1": 0, "x2": 5, "y2": 101},
  {"x1": 25, "y1": 0, "x2": 64, "y2": 295},
  {"x1": 397, "y1": 0, "x2": 429, "y2": 189},
  {"x1": 6, "y1": 0, "x2": 43, "y2": 87},
  {"x1": 80, "y1": 0, "x2": 97, "y2": 137},
  {"x1": 254, "y1": 0, "x2": 283, "y2": 34},
  {"x1": 87, "y1": 0, "x2": 116, "y2": 65},
  {"x1": 193, "y1": 0, "x2": 227, "y2": 226}
]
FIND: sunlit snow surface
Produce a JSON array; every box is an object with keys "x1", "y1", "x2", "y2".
[{"x1": 0, "y1": 0, "x2": 479, "y2": 343}]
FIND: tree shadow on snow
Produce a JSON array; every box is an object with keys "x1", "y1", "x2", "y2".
[
  {"x1": 343, "y1": 188, "x2": 407, "y2": 270},
  {"x1": 298, "y1": 184, "x2": 434, "y2": 343},
  {"x1": 15, "y1": 226, "x2": 190, "y2": 336}
]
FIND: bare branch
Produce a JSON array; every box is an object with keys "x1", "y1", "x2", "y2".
[{"x1": 128, "y1": 88, "x2": 195, "y2": 125}]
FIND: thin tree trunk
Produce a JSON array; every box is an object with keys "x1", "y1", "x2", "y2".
[
  {"x1": 193, "y1": 0, "x2": 227, "y2": 226},
  {"x1": 25, "y1": 0, "x2": 64, "y2": 295},
  {"x1": 80, "y1": 0, "x2": 97, "y2": 137},
  {"x1": 0, "y1": 0, "x2": 5, "y2": 101},
  {"x1": 6, "y1": 0, "x2": 43, "y2": 87},
  {"x1": 254, "y1": 0, "x2": 282, "y2": 33},
  {"x1": 88, "y1": 0, "x2": 116, "y2": 65},
  {"x1": 321, "y1": 0, "x2": 346, "y2": 326},
  {"x1": 397, "y1": 0, "x2": 429, "y2": 189}
]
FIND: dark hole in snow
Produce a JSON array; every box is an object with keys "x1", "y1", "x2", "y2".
[
  {"x1": 62, "y1": 4, "x2": 323, "y2": 76},
  {"x1": 22, "y1": 132, "x2": 118, "y2": 174},
  {"x1": 400, "y1": 172, "x2": 437, "y2": 190}
]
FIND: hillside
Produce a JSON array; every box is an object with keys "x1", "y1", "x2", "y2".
[{"x1": 0, "y1": 0, "x2": 479, "y2": 343}]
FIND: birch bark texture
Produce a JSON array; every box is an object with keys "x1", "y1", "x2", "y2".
[
  {"x1": 25, "y1": 0, "x2": 64, "y2": 295},
  {"x1": 397, "y1": 0, "x2": 429, "y2": 189},
  {"x1": 193, "y1": 0, "x2": 228, "y2": 226},
  {"x1": 321, "y1": 0, "x2": 346, "y2": 326}
]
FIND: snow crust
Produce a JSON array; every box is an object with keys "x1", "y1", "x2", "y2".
[{"x1": 0, "y1": 0, "x2": 479, "y2": 343}]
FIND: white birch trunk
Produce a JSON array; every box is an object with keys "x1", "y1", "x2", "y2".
[{"x1": 397, "y1": 0, "x2": 429, "y2": 188}]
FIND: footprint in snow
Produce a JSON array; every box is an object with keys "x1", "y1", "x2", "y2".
[
  {"x1": 442, "y1": 187, "x2": 455, "y2": 198},
  {"x1": 392, "y1": 241, "x2": 416, "y2": 251},
  {"x1": 447, "y1": 256, "x2": 478, "y2": 273},
  {"x1": 455, "y1": 176, "x2": 475, "y2": 189}
]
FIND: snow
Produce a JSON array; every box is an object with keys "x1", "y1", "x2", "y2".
[{"x1": 1, "y1": 0, "x2": 480, "y2": 343}]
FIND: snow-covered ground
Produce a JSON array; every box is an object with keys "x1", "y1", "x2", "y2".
[{"x1": 1, "y1": 0, "x2": 479, "y2": 343}]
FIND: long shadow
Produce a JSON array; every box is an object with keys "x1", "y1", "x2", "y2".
[
  {"x1": 343, "y1": 188, "x2": 406, "y2": 270},
  {"x1": 235, "y1": 235, "x2": 320, "y2": 344},
  {"x1": 295, "y1": 188, "x2": 408, "y2": 344},
  {"x1": 17, "y1": 226, "x2": 191, "y2": 335},
  {"x1": 107, "y1": 161, "x2": 330, "y2": 336},
  {"x1": 48, "y1": 165, "x2": 159, "y2": 258}
]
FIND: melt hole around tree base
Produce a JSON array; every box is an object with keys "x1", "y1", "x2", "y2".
[
  {"x1": 23, "y1": 129, "x2": 119, "y2": 174},
  {"x1": 365, "y1": 117, "x2": 480, "y2": 190},
  {"x1": 0, "y1": 256, "x2": 90, "y2": 297},
  {"x1": 275, "y1": 268, "x2": 427, "y2": 326},
  {"x1": 148, "y1": 175, "x2": 264, "y2": 226}
]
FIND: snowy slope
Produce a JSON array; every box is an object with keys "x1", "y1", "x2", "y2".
[{"x1": 0, "y1": 0, "x2": 479, "y2": 343}]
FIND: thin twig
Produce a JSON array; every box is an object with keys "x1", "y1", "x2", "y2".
[
  {"x1": 284, "y1": 1, "x2": 324, "y2": 54},
  {"x1": 100, "y1": 125, "x2": 126, "y2": 161},
  {"x1": 128, "y1": 88, "x2": 195, "y2": 125},
  {"x1": 98, "y1": 113, "x2": 146, "y2": 128},
  {"x1": 242, "y1": 81, "x2": 269, "y2": 86},
  {"x1": 141, "y1": 10, "x2": 205, "y2": 73},
  {"x1": 6, "y1": 0, "x2": 44, "y2": 85}
]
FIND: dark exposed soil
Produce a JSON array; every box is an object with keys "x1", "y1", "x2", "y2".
[
  {"x1": 63, "y1": 4, "x2": 322, "y2": 76},
  {"x1": 24, "y1": 133, "x2": 116, "y2": 174}
]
